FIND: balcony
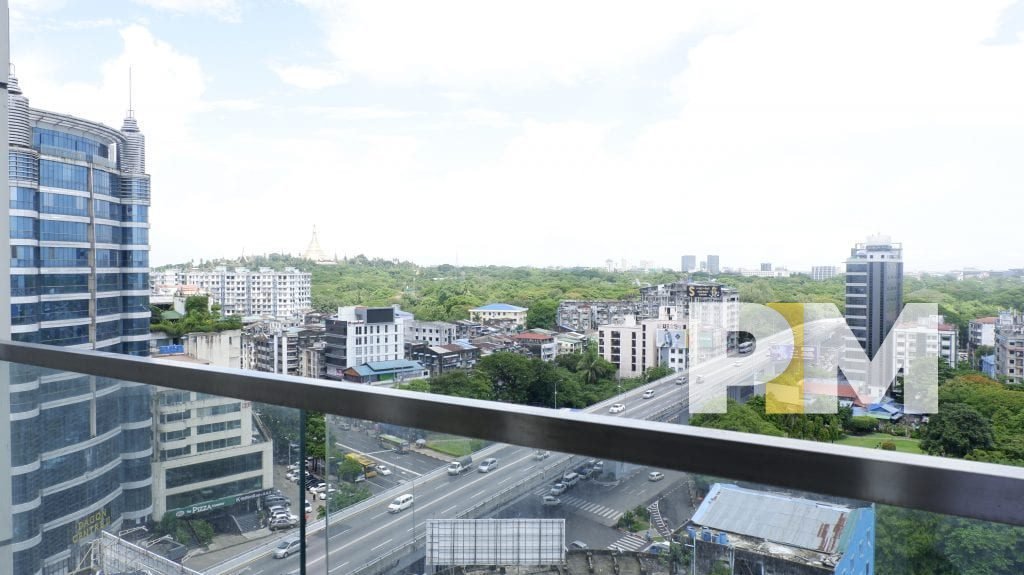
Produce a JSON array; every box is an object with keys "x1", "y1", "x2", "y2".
[{"x1": 2, "y1": 339, "x2": 1024, "y2": 575}]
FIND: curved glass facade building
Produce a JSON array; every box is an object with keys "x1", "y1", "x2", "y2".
[{"x1": 7, "y1": 73, "x2": 153, "y2": 575}]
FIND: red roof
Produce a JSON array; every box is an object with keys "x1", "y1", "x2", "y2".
[
  {"x1": 803, "y1": 380, "x2": 865, "y2": 407},
  {"x1": 974, "y1": 317, "x2": 998, "y2": 324}
]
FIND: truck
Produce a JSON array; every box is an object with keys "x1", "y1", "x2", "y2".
[{"x1": 447, "y1": 456, "x2": 473, "y2": 476}]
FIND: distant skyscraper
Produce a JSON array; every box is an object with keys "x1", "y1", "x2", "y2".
[
  {"x1": 811, "y1": 265, "x2": 838, "y2": 281},
  {"x1": 6, "y1": 72, "x2": 153, "y2": 573},
  {"x1": 844, "y1": 235, "x2": 903, "y2": 369},
  {"x1": 760, "y1": 262, "x2": 772, "y2": 272},
  {"x1": 706, "y1": 255, "x2": 720, "y2": 275},
  {"x1": 681, "y1": 255, "x2": 696, "y2": 273}
]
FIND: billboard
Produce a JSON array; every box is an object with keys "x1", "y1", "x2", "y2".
[
  {"x1": 687, "y1": 285, "x2": 722, "y2": 299},
  {"x1": 426, "y1": 519, "x2": 565, "y2": 566}
]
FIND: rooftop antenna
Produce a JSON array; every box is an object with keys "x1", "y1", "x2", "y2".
[{"x1": 127, "y1": 66, "x2": 135, "y2": 118}]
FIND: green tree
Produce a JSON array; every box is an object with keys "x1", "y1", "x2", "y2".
[
  {"x1": 921, "y1": 403, "x2": 994, "y2": 458},
  {"x1": 305, "y1": 412, "x2": 327, "y2": 460},
  {"x1": 690, "y1": 400, "x2": 785, "y2": 436},
  {"x1": 577, "y1": 347, "x2": 615, "y2": 386},
  {"x1": 336, "y1": 457, "x2": 364, "y2": 482},
  {"x1": 526, "y1": 299, "x2": 558, "y2": 330}
]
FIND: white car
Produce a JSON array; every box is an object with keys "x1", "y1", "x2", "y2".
[
  {"x1": 608, "y1": 403, "x2": 626, "y2": 414},
  {"x1": 542, "y1": 495, "x2": 561, "y2": 506},
  {"x1": 318, "y1": 488, "x2": 337, "y2": 500},
  {"x1": 732, "y1": 361, "x2": 742, "y2": 367},
  {"x1": 387, "y1": 494, "x2": 414, "y2": 513},
  {"x1": 648, "y1": 471, "x2": 665, "y2": 482},
  {"x1": 642, "y1": 389, "x2": 655, "y2": 399},
  {"x1": 377, "y1": 465, "x2": 392, "y2": 476}
]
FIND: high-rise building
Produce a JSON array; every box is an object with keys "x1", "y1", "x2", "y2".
[
  {"x1": 843, "y1": 236, "x2": 903, "y2": 392},
  {"x1": 681, "y1": 255, "x2": 696, "y2": 273},
  {"x1": 706, "y1": 254, "x2": 720, "y2": 274},
  {"x1": 6, "y1": 72, "x2": 154, "y2": 573},
  {"x1": 324, "y1": 306, "x2": 407, "y2": 380},
  {"x1": 811, "y1": 265, "x2": 838, "y2": 281},
  {"x1": 844, "y1": 236, "x2": 903, "y2": 359},
  {"x1": 760, "y1": 262, "x2": 772, "y2": 272}
]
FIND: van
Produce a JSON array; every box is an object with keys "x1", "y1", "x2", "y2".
[
  {"x1": 387, "y1": 493, "x2": 414, "y2": 513},
  {"x1": 562, "y1": 472, "x2": 579, "y2": 487},
  {"x1": 447, "y1": 456, "x2": 473, "y2": 476},
  {"x1": 273, "y1": 536, "x2": 301, "y2": 558}
]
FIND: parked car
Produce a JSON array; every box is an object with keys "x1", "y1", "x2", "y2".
[
  {"x1": 387, "y1": 493, "x2": 414, "y2": 513},
  {"x1": 648, "y1": 471, "x2": 665, "y2": 482},
  {"x1": 304, "y1": 500, "x2": 312, "y2": 514},
  {"x1": 550, "y1": 483, "x2": 567, "y2": 496},
  {"x1": 273, "y1": 536, "x2": 301, "y2": 558},
  {"x1": 478, "y1": 458, "x2": 499, "y2": 473},
  {"x1": 642, "y1": 389, "x2": 655, "y2": 399},
  {"x1": 571, "y1": 540, "x2": 588, "y2": 550},
  {"x1": 270, "y1": 514, "x2": 298, "y2": 530},
  {"x1": 608, "y1": 403, "x2": 626, "y2": 414},
  {"x1": 309, "y1": 482, "x2": 326, "y2": 494},
  {"x1": 377, "y1": 465, "x2": 392, "y2": 476},
  {"x1": 542, "y1": 495, "x2": 561, "y2": 506},
  {"x1": 318, "y1": 488, "x2": 337, "y2": 500}
]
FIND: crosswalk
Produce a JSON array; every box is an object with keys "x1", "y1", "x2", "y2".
[
  {"x1": 607, "y1": 533, "x2": 648, "y2": 552},
  {"x1": 531, "y1": 487, "x2": 623, "y2": 521}
]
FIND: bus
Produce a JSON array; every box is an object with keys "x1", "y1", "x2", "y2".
[
  {"x1": 345, "y1": 453, "x2": 378, "y2": 478},
  {"x1": 379, "y1": 434, "x2": 410, "y2": 453}
]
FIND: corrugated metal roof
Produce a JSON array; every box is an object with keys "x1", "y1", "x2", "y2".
[
  {"x1": 691, "y1": 484, "x2": 851, "y2": 554},
  {"x1": 471, "y1": 303, "x2": 527, "y2": 311}
]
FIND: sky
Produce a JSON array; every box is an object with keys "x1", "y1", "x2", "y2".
[{"x1": 8, "y1": 0, "x2": 1024, "y2": 272}]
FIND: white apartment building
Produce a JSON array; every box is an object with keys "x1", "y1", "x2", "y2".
[
  {"x1": 597, "y1": 315, "x2": 688, "y2": 379},
  {"x1": 811, "y1": 266, "x2": 838, "y2": 281},
  {"x1": 406, "y1": 320, "x2": 457, "y2": 346},
  {"x1": 468, "y1": 303, "x2": 528, "y2": 328},
  {"x1": 160, "y1": 266, "x2": 312, "y2": 320},
  {"x1": 892, "y1": 318, "x2": 958, "y2": 372},
  {"x1": 151, "y1": 342, "x2": 273, "y2": 520},
  {"x1": 324, "y1": 306, "x2": 407, "y2": 380}
]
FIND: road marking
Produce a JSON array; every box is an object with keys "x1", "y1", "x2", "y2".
[
  {"x1": 442, "y1": 504, "x2": 458, "y2": 514},
  {"x1": 371, "y1": 538, "x2": 393, "y2": 552},
  {"x1": 334, "y1": 441, "x2": 424, "y2": 477},
  {"x1": 471, "y1": 489, "x2": 486, "y2": 498},
  {"x1": 329, "y1": 561, "x2": 351, "y2": 573},
  {"x1": 498, "y1": 477, "x2": 512, "y2": 485}
]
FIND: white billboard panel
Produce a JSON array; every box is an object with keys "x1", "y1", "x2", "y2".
[{"x1": 426, "y1": 519, "x2": 565, "y2": 566}]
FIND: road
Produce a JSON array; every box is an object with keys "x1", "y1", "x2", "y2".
[{"x1": 219, "y1": 319, "x2": 840, "y2": 575}]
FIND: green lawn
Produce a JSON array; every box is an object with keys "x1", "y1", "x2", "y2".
[
  {"x1": 836, "y1": 432, "x2": 923, "y2": 454},
  {"x1": 426, "y1": 436, "x2": 485, "y2": 457}
]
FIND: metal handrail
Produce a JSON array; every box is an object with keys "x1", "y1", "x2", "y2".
[{"x1": 3, "y1": 340, "x2": 1024, "y2": 526}]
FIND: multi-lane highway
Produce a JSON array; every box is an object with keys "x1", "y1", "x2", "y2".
[{"x1": 219, "y1": 319, "x2": 841, "y2": 575}]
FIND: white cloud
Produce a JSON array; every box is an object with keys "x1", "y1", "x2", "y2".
[
  {"x1": 300, "y1": 105, "x2": 415, "y2": 121},
  {"x1": 132, "y1": 0, "x2": 242, "y2": 22},
  {"x1": 269, "y1": 62, "x2": 348, "y2": 90},
  {"x1": 287, "y1": 0, "x2": 717, "y2": 88}
]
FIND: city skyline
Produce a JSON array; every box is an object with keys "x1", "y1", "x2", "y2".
[{"x1": 8, "y1": 1, "x2": 1024, "y2": 271}]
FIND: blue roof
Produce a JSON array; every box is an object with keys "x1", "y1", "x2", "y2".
[
  {"x1": 352, "y1": 360, "x2": 426, "y2": 376},
  {"x1": 472, "y1": 303, "x2": 526, "y2": 311}
]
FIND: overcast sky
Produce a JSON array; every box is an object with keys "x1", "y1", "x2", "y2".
[{"x1": 9, "y1": 1, "x2": 1024, "y2": 271}]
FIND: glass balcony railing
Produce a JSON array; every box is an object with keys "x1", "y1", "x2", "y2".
[{"x1": 1, "y1": 339, "x2": 1023, "y2": 575}]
